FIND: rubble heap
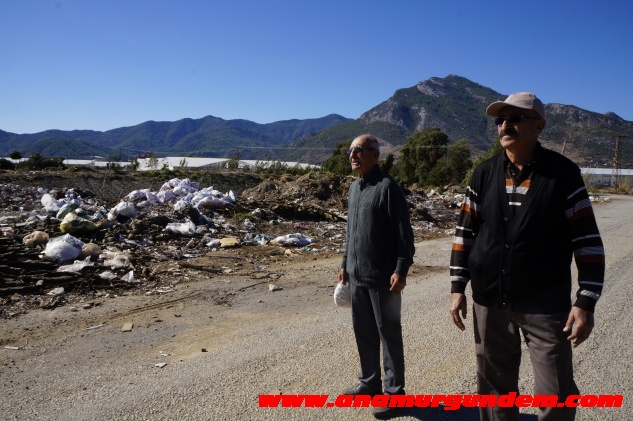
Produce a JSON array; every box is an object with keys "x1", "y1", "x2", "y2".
[{"x1": 0, "y1": 171, "x2": 462, "y2": 317}]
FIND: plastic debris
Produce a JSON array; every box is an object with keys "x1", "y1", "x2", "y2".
[
  {"x1": 120, "y1": 270, "x2": 136, "y2": 283},
  {"x1": 47, "y1": 287, "x2": 65, "y2": 296},
  {"x1": 57, "y1": 256, "x2": 94, "y2": 272},
  {"x1": 270, "y1": 233, "x2": 314, "y2": 247},
  {"x1": 43, "y1": 234, "x2": 85, "y2": 264},
  {"x1": 60, "y1": 213, "x2": 100, "y2": 234}
]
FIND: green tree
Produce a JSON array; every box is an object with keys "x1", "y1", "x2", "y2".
[
  {"x1": 397, "y1": 128, "x2": 449, "y2": 185},
  {"x1": 427, "y1": 139, "x2": 472, "y2": 186},
  {"x1": 9, "y1": 151, "x2": 22, "y2": 170},
  {"x1": 130, "y1": 157, "x2": 140, "y2": 171},
  {"x1": 380, "y1": 153, "x2": 395, "y2": 174},
  {"x1": 0, "y1": 158, "x2": 14, "y2": 170},
  {"x1": 225, "y1": 157, "x2": 239, "y2": 171},
  {"x1": 147, "y1": 155, "x2": 159, "y2": 170},
  {"x1": 26, "y1": 153, "x2": 45, "y2": 170},
  {"x1": 322, "y1": 141, "x2": 353, "y2": 175},
  {"x1": 462, "y1": 136, "x2": 504, "y2": 185}
]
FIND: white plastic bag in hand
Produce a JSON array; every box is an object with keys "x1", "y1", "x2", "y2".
[{"x1": 334, "y1": 282, "x2": 352, "y2": 308}]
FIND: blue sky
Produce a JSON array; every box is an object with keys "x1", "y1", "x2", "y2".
[{"x1": 2, "y1": 0, "x2": 632, "y2": 134}]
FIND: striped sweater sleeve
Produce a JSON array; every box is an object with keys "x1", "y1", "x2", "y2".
[
  {"x1": 450, "y1": 184, "x2": 480, "y2": 293},
  {"x1": 565, "y1": 183, "x2": 606, "y2": 312}
]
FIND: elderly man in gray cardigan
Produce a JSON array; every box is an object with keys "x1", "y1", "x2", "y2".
[{"x1": 338, "y1": 134, "x2": 415, "y2": 419}]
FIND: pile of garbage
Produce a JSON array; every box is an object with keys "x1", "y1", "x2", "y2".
[{"x1": 0, "y1": 171, "x2": 463, "y2": 316}]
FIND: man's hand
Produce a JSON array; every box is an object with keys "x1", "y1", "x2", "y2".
[
  {"x1": 564, "y1": 306, "x2": 594, "y2": 348},
  {"x1": 337, "y1": 268, "x2": 348, "y2": 284},
  {"x1": 389, "y1": 273, "x2": 406, "y2": 292},
  {"x1": 450, "y1": 293, "x2": 467, "y2": 331}
]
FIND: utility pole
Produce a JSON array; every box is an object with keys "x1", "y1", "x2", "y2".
[{"x1": 611, "y1": 135, "x2": 628, "y2": 189}]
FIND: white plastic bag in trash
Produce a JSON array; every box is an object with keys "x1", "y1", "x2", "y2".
[
  {"x1": 43, "y1": 234, "x2": 85, "y2": 263},
  {"x1": 157, "y1": 190, "x2": 175, "y2": 204},
  {"x1": 334, "y1": 282, "x2": 352, "y2": 308},
  {"x1": 270, "y1": 233, "x2": 314, "y2": 246},
  {"x1": 101, "y1": 251, "x2": 132, "y2": 268},
  {"x1": 165, "y1": 220, "x2": 196, "y2": 236},
  {"x1": 41, "y1": 193, "x2": 62, "y2": 213},
  {"x1": 121, "y1": 270, "x2": 137, "y2": 283},
  {"x1": 57, "y1": 256, "x2": 94, "y2": 272},
  {"x1": 114, "y1": 201, "x2": 137, "y2": 218}
]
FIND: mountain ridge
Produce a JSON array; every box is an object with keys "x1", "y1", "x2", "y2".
[{"x1": 2, "y1": 75, "x2": 632, "y2": 167}]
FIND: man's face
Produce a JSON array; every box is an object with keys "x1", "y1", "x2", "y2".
[
  {"x1": 496, "y1": 106, "x2": 545, "y2": 152},
  {"x1": 349, "y1": 136, "x2": 379, "y2": 177}
]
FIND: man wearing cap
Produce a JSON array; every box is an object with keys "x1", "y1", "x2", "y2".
[
  {"x1": 449, "y1": 93, "x2": 605, "y2": 420},
  {"x1": 338, "y1": 134, "x2": 415, "y2": 419}
]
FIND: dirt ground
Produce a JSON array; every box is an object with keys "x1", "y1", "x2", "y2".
[{"x1": 1, "y1": 170, "x2": 628, "y2": 420}]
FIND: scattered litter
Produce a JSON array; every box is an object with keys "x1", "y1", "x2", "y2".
[
  {"x1": 86, "y1": 324, "x2": 104, "y2": 330},
  {"x1": 101, "y1": 251, "x2": 132, "y2": 269},
  {"x1": 98, "y1": 271, "x2": 118, "y2": 280},
  {"x1": 121, "y1": 323, "x2": 134, "y2": 332},
  {"x1": 0, "y1": 172, "x2": 460, "y2": 316},
  {"x1": 268, "y1": 284, "x2": 283, "y2": 292},
  {"x1": 145, "y1": 288, "x2": 175, "y2": 295},
  {"x1": 270, "y1": 233, "x2": 314, "y2": 247},
  {"x1": 80, "y1": 243, "x2": 102, "y2": 259},
  {"x1": 22, "y1": 230, "x2": 49, "y2": 247},
  {"x1": 47, "y1": 287, "x2": 65, "y2": 296},
  {"x1": 43, "y1": 234, "x2": 85, "y2": 264},
  {"x1": 4, "y1": 346, "x2": 20, "y2": 350},
  {"x1": 60, "y1": 212, "x2": 100, "y2": 234},
  {"x1": 155, "y1": 363, "x2": 167, "y2": 368},
  {"x1": 165, "y1": 220, "x2": 196, "y2": 236},
  {"x1": 219, "y1": 237, "x2": 241, "y2": 248},
  {"x1": 57, "y1": 256, "x2": 94, "y2": 273},
  {"x1": 121, "y1": 270, "x2": 136, "y2": 283}
]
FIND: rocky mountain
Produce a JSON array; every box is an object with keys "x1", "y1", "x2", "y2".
[
  {"x1": 2, "y1": 75, "x2": 632, "y2": 167},
  {"x1": 289, "y1": 75, "x2": 633, "y2": 167}
]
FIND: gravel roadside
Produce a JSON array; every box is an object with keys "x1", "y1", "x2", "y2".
[{"x1": 1, "y1": 195, "x2": 631, "y2": 421}]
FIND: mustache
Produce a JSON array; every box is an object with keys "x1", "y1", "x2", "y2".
[{"x1": 498, "y1": 128, "x2": 518, "y2": 138}]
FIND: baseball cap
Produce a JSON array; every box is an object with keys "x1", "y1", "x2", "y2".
[{"x1": 486, "y1": 92, "x2": 545, "y2": 118}]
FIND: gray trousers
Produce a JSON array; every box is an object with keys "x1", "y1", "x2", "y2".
[
  {"x1": 473, "y1": 302, "x2": 579, "y2": 421},
  {"x1": 350, "y1": 282, "x2": 404, "y2": 395}
]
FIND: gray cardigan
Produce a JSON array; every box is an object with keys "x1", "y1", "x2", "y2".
[{"x1": 341, "y1": 166, "x2": 415, "y2": 288}]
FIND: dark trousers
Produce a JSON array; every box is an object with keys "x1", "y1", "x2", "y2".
[
  {"x1": 350, "y1": 282, "x2": 404, "y2": 395},
  {"x1": 473, "y1": 302, "x2": 579, "y2": 421}
]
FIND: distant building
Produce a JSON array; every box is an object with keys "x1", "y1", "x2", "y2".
[
  {"x1": 135, "y1": 157, "x2": 229, "y2": 171},
  {"x1": 581, "y1": 168, "x2": 633, "y2": 187}
]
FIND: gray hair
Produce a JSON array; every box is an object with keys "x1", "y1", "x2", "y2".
[{"x1": 356, "y1": 134, "x2": 380, "y2": 152}]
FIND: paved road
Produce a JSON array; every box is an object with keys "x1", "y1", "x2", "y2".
[{"x1": 1, "y1": 195, "x2": 631, "y2": 420}]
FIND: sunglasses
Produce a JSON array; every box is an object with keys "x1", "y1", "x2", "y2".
[
  {"x1": 347, "y1": 146, "x2": 375, "y2": 155},
  {"x1": 494, "y1": 115, "x2": 541, "y2": 126}
]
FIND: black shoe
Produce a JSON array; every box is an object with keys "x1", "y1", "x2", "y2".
[
  {"x1": 342, "y1": 383, "x2": 382, "y2": 396},
  {"x1": 371, "y1": 392, "x2": 405, "y2": 419},
  {"x1": 372, "y1": 405, "x2": 399, "y2": 419}
]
